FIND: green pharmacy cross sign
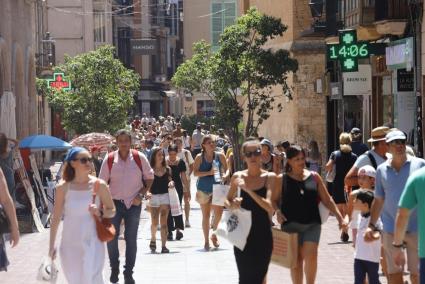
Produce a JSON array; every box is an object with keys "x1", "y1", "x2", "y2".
[
  {"x1": 327, "y1": 30, "x2": 370, "y2": 72},
  {"x1": 46, "y1": 72, "x2": 72, "y2": 91}
]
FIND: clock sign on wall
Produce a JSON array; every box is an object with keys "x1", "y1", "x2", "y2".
[{"x1": 327, "y1": 30, "x2": 370, "y2": 72}]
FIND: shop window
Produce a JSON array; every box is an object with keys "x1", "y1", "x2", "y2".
[{"x1": 197, "y1": 100, "x2": 215, "y2": 117}]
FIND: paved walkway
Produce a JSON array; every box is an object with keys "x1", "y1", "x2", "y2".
[{"x1": 1, "y1": 175, "x2": 389, "y2": 284}]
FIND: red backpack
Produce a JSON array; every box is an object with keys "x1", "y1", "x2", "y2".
[{"x1": 107, "y1": 149, "x2": 144, "y2": 177}]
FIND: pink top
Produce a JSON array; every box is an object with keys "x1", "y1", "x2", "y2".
[{"x1": 99, "y1": 150, "x2": 154, "y2": 209}]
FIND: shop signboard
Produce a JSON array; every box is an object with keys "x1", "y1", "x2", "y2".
[
  {"x1": 386, "y1": 37, "x2": 413, "y2": 71},
  {"x1": 397, "y1": 69, "x2": 414, "y2": 92},
  {"x1": 46, "y1": 73, "x2": 71, "y2": 91},
  {"x1": 342, "y1": 64, "x2": 372, "y2": 96},
  {"x1": 131, "y1": 39, "x2": 157, "y2": 55},
  {"x1": 327, "y1": 29, "x2": 370, "y2": 72}
]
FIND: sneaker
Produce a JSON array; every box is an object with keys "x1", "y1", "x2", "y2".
[
  {"x1": 341, "y1": 231, "x2": 349, "y2": 242},
  {"x1": 110, "y1": 268, "x2": 119, "y2": 283},
  {"x1": 124, "y1": 274, "x2": 135, "y2": 284},
  {"x1": 167, "y1": 232, "x2": 173, "y2": 241},
  {"x1": 161, "y1": 247, "x2": 170, "y2": 253},
  {"x1": 149, "y1": 240, "x2": 156, "y2": 253},
  {"x1": 176, "y1": 231, "x2": 183, "y2": 240},
  {"x1": 185, "y1": 220, "x2": 191, "y2": 228}
]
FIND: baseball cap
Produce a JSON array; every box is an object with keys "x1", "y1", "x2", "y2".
[
  {"x1": 196, "y1": 122, "x2": 202, "y2": 127},
  {"x1": 385, "y1": 130, "x2": 406, "y2": 143},
  {"x1": 260, "y1": 139, "x2": 273, "y2": 151},
  {"x1": 358, "y1": 165, "x2": 376, "y2": 179},
  {"x1": 350, "y1": 127, "x2": 361, "y2": 135}
]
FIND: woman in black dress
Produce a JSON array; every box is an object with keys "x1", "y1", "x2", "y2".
[
  {"x1": 166, "y1": 144, "x2": 189, "y2": 240},
  {"x1": 225, "y1": 139, "x2": 275, "y2": 284}
]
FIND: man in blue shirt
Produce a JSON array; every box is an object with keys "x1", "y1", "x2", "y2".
[{"x1": 364, "y1": 130, "x2": 425, "y2": 284}]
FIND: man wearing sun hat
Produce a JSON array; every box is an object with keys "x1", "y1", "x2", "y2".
[
  {"x1": 345, "y1": 126, "x2": 390, "y2": 187},
  {"x1": 364, "y1": 130, "x2": 425, "y2": 284}
]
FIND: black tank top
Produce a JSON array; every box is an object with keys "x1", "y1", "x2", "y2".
[
  {"x1": 281, "y1": 174, "x2": 321, "y2": 224},
  {"x1": 151, "y1": 170, "x2": 170, "y2": 195}
]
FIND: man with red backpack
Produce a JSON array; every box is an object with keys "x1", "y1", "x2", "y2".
[{"x1": 99, "y1": 129, "x2": 154, "y2": 284}]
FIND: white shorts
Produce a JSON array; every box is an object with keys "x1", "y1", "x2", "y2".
[{"x1": 149, "y1": 193, "x2": 170, "y2": 207}]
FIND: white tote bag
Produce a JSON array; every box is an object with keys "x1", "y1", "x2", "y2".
[
  {"x1": 215, "y1": 188, "x2": 252, "y2": 251},
  {"x1": 212, "y1": 184, "x2": 230, "y2": 206},
  {"x1": 168, "y1": 186, "x2": 183, "y2": 217},
  {"x1": 318, "y1": 202, "x2": 330, "y2": 224},
  {"x1": 37, "y1": 257, "x2": 58, "y2": 283},
  {"x1": 325, "y1": 164, "x2": 336, "y2": 183}
]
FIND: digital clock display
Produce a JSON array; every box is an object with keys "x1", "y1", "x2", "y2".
[{"x1": 326, "y1": 30, "x2": 370, "y2": 72}]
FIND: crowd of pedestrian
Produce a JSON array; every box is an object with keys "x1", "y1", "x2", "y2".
[{"x1": 1, "y1": 115, "x2": 425, "y2": 284}]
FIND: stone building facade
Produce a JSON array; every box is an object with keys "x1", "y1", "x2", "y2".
[
  {"x1": 244, "y1": 0, "x2": 328, "y2": 161},
  {"x1": 0, "y1": 0, "x2": 38, "y2": 139}
]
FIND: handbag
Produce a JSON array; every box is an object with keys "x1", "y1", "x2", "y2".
[
  {"x1": 37, "y1": 257, "x2": 58, "y2": 283},
  {"x1": 271, "y1": 227, "x2": 298, "y2": 268},
  {"x1": 92, "y1": 180, "x2": 116, "y2": 242},
  {"x1": 212, "y1": 183, "x2": 230, "y2": 206},
  {"x1": 169, "y1": 186, "x2": 183, "y2": 217},
  {"x1": 215, "y1": 187, "x2": 252, "y2": 251},
  {"x1": 325, "y1": 164, "x2": 336, "y2": 183},
  {"x1": 0, "y1": 206, "x2": 10, "y2": 234}
]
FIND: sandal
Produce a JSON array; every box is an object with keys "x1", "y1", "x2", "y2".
[
  {"x1": 161, "y1": 247, "x2": 170, "y2": 253},
  {"x1": 149, "y1": 240, "x2": 156, "y2": 253},
  {"x1": 204, "y1": 243, "x2": 210, "y2": 251},
  {"x1": 210, "y1": 234, "x2": 220, "y2": 248}
]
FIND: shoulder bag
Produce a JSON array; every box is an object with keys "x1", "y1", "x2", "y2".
[{"x1": 92, "y1": 180, "x2": 116, "y2": 242}]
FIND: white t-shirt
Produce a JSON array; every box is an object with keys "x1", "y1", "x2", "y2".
[
  {"x1": 182, "y1": 136, "x2": 191, "y2": 149},
  {"x1": 353, "y1": 149, "x2": 390, "y2": 169},
  {"x1": 178, "y1": 149, "x2": 194, "y2": 177},
  {"x1": 354, "y1": 216, "x2": 383, "y2": 263}
]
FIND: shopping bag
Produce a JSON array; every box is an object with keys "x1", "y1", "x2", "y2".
[
  {"x1": 212, "y1": 184, "x2": 230, "y2": 206},
  {"x1": 37, "y1": 257, "x2": 58, "y2": 283},
  {"x1": 215, "y1": 208, "x2": 252, "y2": 251},
  {"x1": 325, "y1": 164, "x2": 336, "y2": 182},
  {"x1": 168, "y1": 186, "x2": 183, "y2": 217},
  {"x1": 318, "y1": 201, "x2": 330, "y2": 224},
  {"x1": 271, "y1": 227, "x2": 298, "y2": 268}
]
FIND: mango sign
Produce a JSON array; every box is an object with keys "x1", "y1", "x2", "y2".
[{"x1": 47, "y1": 73, "x2": 71, "y2": 91}]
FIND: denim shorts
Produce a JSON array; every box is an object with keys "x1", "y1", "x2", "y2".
[
  {"x1": 281, "y1": 222, "x2": 321, "y2": 245},
  {"x1": 148, "y1": 193, "x2": 170, "y2": 207}
]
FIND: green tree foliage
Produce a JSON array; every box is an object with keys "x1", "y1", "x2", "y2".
[
  {"x1": 172, "y1": 8, "x2": 298, "y2": 169},
  {"x1": 41, "y1": 45, "x2": 140, "y2": 134}
]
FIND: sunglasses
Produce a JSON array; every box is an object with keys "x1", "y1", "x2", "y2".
[
  {"x1": 389, "y1": 139, "x2": 406, "y2": 145},
  {"x1": 244, "y1": 149, "x2": 261, "y2": 158},
  {"x1": 74, "y1": 157, "x2": 93, "y2": 164}
]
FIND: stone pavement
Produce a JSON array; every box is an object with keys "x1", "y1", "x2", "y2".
[{"x1": 1, "y1": 174, "x2": 389, "y2": 284}]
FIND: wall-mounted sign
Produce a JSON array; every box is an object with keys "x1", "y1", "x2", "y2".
[
  {"x1": 342, "y1": 64, "x2": 372, "y2": 96},
  {"x1": 131, "y1": 39, "x2": 157, "y2": 55},
  {"x1": 386, "y1": 37, "x2": 413, "y2": 71},
  {"x1": 46, "y1": 73, "x2": 71, "y2": 91},
  {"x1": 327, "y1": 29, "x2": 370, "y2": 72},
  {"x1": 397, "y1": 69, "x2": 414, "y2": 92}
]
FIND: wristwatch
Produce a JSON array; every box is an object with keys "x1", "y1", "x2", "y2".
[
  {"x1": 136, "y1": 193, "x2": 145, "y2": 200},
  {"x1": 368, "y1": 223, "x2": 379, "y2": 231},
  {"x1": 392, "y1": 242, "x2": 406, "y2": 249}
]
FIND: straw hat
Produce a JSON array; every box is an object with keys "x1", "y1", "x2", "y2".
[{"x1": 367, "y1": 126, "x2": 390, "y2": 142}]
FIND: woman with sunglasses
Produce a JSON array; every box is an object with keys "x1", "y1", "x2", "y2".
[
  {"x1": 193, "y1": 135, "x2": 228, "y2": 250},
  {"x1": 146, "y1": 147, "x2": 173, "y2": 253},
  {"x1": 166, "y1": 144, "x2": 189, "y2": 240},
  {"x1": 49, "y1": 147, "x2": 115, "y2": 284},
  {"x1": 272, "y1": 145, "x2": 346, "y2": 284},
  {"x1": 225, "y1": 139, "x2": 275, "y2": 284}
]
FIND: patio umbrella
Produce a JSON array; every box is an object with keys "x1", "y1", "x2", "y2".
[
  {"x1": 70, "y1": 132, "x2": 115, "y2": 149},
  {"x1": 19, "y1": 135, "x2": 72, "y2": 150}
]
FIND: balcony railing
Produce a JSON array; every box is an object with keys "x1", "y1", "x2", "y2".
[{"x1": 375, "y1": 0, "x2": 409, "y2": 22}]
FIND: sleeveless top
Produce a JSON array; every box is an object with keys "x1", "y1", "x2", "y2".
[
  {"x1": 196, "y1": 152, "x2": 221, "y2": 193},
  {"x1": 281, "y1": 174, "x2": 321, "y2": 224},
  {"x1": 151, "y1": 169, "x2": 170, "y2": 195}
]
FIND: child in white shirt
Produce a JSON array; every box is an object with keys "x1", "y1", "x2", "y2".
[{"x1": 353, "y1": 190, "x2": 382, "y2": 284}]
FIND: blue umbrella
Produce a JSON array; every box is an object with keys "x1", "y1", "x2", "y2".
[{"x1": 19, "y1": 135, "x2": 72, "y2": 150}]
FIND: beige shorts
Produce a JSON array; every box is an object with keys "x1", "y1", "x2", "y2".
[
  {"x1": 382, "y1": 232, "x2": 419, "y2": 275},
  {"x1": 196, "y1": 190, "x2": 212, "y2": 205}
]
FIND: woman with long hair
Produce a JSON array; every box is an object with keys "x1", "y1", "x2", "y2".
[
  {"x1": 306, "y1": 140, "x2": 322, "y2": 174},
  {"x1": 0, "y1": 133, "x2": 18, "y2": 201},
  {"x1": 325, "y1": 133, "x2": 357, "y2": 242},
  {"x1": 49, "y1": 147, "x2": 115, "y2": 284},
  {"x1": 193, "y1": 135, "x2": 228, "y2": 250},
  {"x1": 0, "y1": 168, "x2": 19, "y2": 272},
  {"x1": 225, "y1": 139, "x2": 275, "y2": 284},
  {"x1": 147, "y1": 147, "x2": 173, "y2": 253},
  {"x1": 166, "y1": 144, "x2": 189, "y2": 240},
  {"x1": 273, "y1": 145, "x2": 347, "y2": 284}
]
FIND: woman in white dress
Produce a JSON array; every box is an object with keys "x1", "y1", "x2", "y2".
[{"x1": 49, "y1": 147, "x2": 115, "y2": 284}]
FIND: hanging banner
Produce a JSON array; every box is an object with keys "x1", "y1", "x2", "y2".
[{"x1": 343, "y1": 65, "x2": 372, "y2": 96}]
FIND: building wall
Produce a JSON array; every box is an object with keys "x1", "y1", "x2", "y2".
[{"x1": 0, "y1": 0, "x2": 38, "y2": 139}]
